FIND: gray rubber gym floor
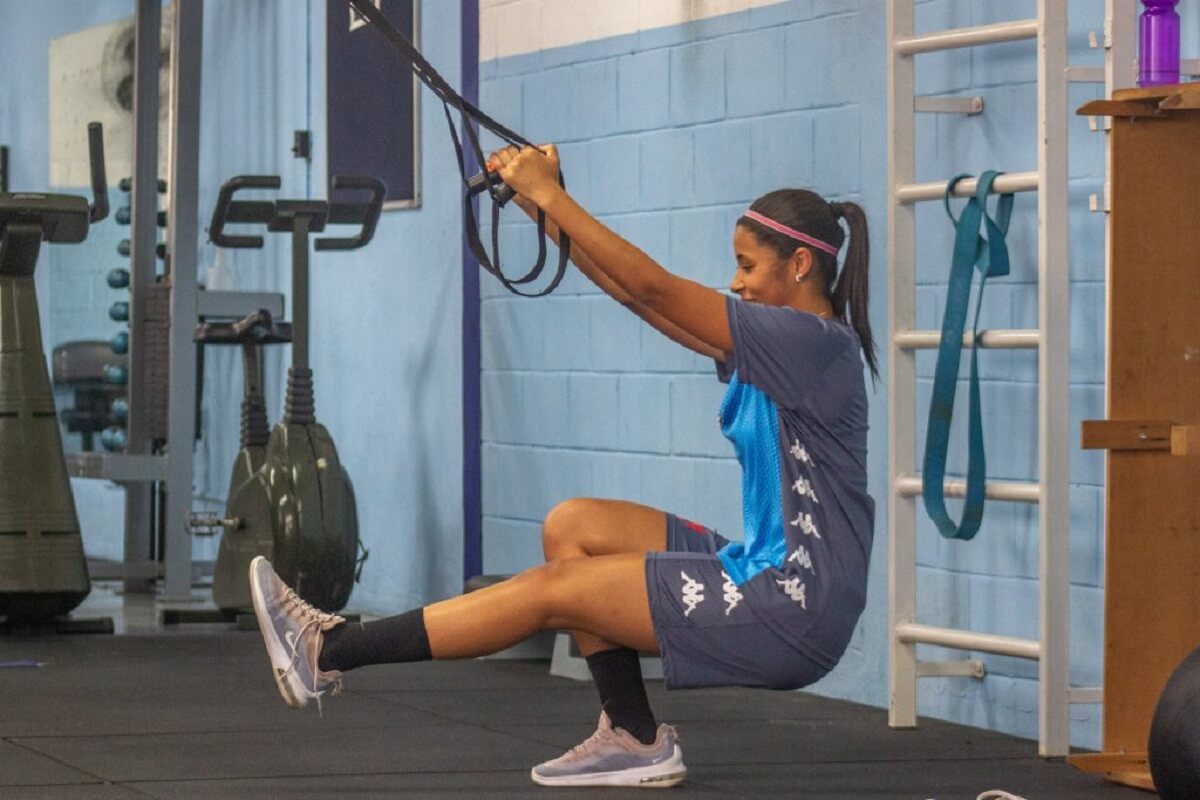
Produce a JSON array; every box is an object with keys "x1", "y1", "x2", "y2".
[{"x1": 0, "y1": 591, "x2": 1148, "y2": 799}]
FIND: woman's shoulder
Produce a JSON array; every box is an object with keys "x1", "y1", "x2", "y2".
[{"x1": 730, "y1": 298, "x2": 844, "y2": 335}]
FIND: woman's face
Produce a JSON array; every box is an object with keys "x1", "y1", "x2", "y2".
[{"x1": 730, "y1": 224, "x2": 802, "y2": 306}]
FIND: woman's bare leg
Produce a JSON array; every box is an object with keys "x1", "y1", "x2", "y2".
[
  {"x1": 541, "y1": 498, "x2": 669, "y2": 561},
  {"x1": 423, "y1": 553, "x2": 658, "y2": 658},
  {"x1": 540, "y1": 498, "x2": 668, "y2": 656},
  {"x1": 252, "y1": 505, "x2": 670, "y2": 744}
]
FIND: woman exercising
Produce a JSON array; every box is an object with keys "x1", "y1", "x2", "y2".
[{"x1": 249, "y1": 143, "x2": 877, "y2": 789}]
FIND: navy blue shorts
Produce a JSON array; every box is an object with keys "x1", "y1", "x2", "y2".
[{"x1": 644, "y1": 514, "x2": 830, "y2": 691}]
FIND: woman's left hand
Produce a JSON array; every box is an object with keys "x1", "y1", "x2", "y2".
[{"x1": 489, "y1": 144, "x2": 561, "y2": 208}]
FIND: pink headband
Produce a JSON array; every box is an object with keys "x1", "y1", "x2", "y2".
[{"x1": 742, "y1": 209, "x2": 840, "y2": 256}]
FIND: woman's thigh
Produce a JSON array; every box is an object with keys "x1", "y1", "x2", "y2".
[
  {"x1": 539, "y1": 553, "x2": 660, "y2": 653},
  {"x1": 425, "y1": 552, "x2": 660, "y2": 657},
  {"x1": 542, "y1": 497, "x2": 669, "y2": 559}
]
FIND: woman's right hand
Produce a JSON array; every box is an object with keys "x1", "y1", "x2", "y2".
[{"x1": 487, "y1": 144, "x2": 562, "y2": 209}]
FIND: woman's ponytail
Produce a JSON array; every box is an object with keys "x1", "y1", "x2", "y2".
[{"x1": 829, "y1": 201, "x2": 878, "y2": 381}]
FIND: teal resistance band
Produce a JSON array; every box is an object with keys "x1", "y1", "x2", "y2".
[{"x1": 922, "y1": 171, "x2": 1014, "y2": 541}]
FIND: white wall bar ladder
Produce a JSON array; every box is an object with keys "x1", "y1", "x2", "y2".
[{"x1": 886, "y1": 1, "x2": 1072, "y2": 757}]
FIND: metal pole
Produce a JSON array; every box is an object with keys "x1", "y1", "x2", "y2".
[
  {"x1": 291, "y1": 221, "x2": 309, "y2": 372},
  {"x1": 887, "y1": 0, "x2": 919, "y2": 731},
  {"x1": 461, "y1": 0, "x2": 483, "y2": 585},
  {"x1": 895, "y1": 19, "x2": 1039, "y2": 56},
  {"x1": 124, "y1": 0, "x2": 161, "y2": 591},
  {"x1": 897, "y1": 623, "x2": 1042, "y2": 661},
  {"x1": 1037, "y1": 0, "x2": 1071, "y2": 757},
  {"x1": 897, "y1": 172, "x2": 1039, "y2": 203},
  {"x1": 162, "y1": 0, "x2": 203, "y2": 601}
]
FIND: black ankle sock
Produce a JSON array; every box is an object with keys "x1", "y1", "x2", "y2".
[
  {"x1": 317, "y1": 608, "x2": 432, "y2": 673},
  {"x1": 585, "y1": 647, "x2": 658, "y2": 745}
]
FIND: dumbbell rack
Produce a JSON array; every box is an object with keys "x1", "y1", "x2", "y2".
[{"x1": 63, "y1": 0, "x2": 283, "y2": 601}]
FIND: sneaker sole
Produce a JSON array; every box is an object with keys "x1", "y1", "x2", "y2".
[
  {"x1": 248, "y1": 556, "x2": 313, "y2": 710},
  {"x1": 530, "y1": 745, "x2": 686, "y2": 788}
]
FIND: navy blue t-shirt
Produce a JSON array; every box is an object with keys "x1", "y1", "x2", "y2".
[{"x1": 715, "y1": 296, "x2": 874, "y2": 664}]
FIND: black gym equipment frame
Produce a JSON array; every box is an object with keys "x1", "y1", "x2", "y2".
[
  {"x1": 203, "y1": 175, "x2": 384, "y2": 612},
  {"x1": 0, "y1": 123, "x2": 109, "y2": 625}
]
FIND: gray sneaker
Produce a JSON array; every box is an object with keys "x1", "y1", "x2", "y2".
[
  {"x1": 531, "y1": 712, "x2": 686, "y2": 788},
  {"x1": 248, "y1": 556, "x2": 345, "y2": 712}
]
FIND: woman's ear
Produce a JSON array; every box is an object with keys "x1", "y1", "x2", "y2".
[{"x1": 791, "y1": 247, "x2": 813, "y2": 279}]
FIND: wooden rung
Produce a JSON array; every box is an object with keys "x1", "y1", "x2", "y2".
[
  {"x1": 1081, "y1": 420, "x2": 1172, "y2": 450},
  {"x1": 1171, "y1": 424, "x2": 1200, "y2": 455},
  {"x1": 916, "y1": 659, "x2": 986, "y2": 678}
]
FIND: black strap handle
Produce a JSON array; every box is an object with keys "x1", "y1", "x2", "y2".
[{"x1": 466, "y1": 170, "x2": 515, "y2": 206}]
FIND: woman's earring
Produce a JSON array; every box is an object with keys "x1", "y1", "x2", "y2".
[{"x1": 795, "y1": 272, "x2": 803, "y2": 283}]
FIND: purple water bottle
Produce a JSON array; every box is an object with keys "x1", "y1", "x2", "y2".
[{"x1": 1139, "y1": 0, "x2": 1181, "y2": 87}]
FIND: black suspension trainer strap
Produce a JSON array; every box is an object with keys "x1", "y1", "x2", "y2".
[{"x1": 345, "y1": 0, "x2": 570, "y2": 296}]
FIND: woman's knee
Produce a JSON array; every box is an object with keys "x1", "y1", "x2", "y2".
[
  {"x1": 516, "y1": 558, "x2": 577, "y2": 626},
  {"x1": 531, "y1": 555, "x2": 658, "y2": 650},
  {"x1": 543, "y1": 498, "x2": 667, "y2": 562},
  {"x1": 541, "y1": 497, "x2": 596, "y2": 560}
]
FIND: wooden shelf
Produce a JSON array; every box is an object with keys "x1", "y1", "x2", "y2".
[{"x1": 1077, "y1": 81, "x2": 1200, "y2": 116}]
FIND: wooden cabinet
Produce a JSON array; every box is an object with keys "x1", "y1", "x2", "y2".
[{"x1": 1071, "y1": 82, "x2": 1200, "y2": 792}]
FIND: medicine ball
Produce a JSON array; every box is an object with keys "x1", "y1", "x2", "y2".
[{"x1": 1149, "y1": 644, "x2": 1200, "y2": 800}]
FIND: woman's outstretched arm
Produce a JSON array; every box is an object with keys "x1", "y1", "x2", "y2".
[
  {"x1": 493, "y1": 145, "x2": 734, "y2": 355},
  {"x1": 513, "y1": 196, "x2": 724, "y2": 361}
]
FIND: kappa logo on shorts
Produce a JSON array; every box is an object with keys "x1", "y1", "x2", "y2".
[
  {"x1": 776, "y1": 576, "x2": 807, "y2": 608},
  {"x1": 720, "y1": 571, "x2": 743, "y2": 616},
  {"x1": 680, "y1": 571, "x2": 706, "y2": 617}
]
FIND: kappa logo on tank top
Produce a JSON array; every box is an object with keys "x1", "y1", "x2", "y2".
[
  {"x1": 790, "y1": 511, "x2": 821, "y2": 538},
  {"x1": 788, "y1": 545, "x2": 816, "y2": 574},
  {"x1": 789, "y1": 438, "x2": 815, "y2": 467},
  {"x1": 680, "y1": 571, "x2": 705, "y2": 617},
  {"x1": 792, "y1": 476, "x2": 819, "y2": 503}
]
